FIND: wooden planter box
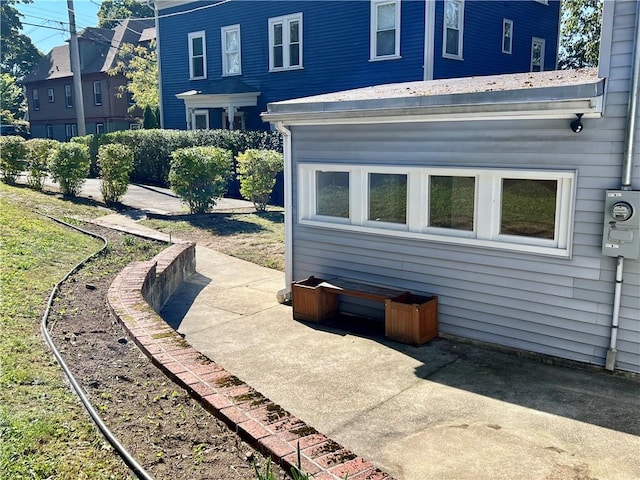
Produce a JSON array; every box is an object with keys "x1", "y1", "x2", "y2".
[
  {"x1": 384, "y1": 294, "x2": 438, "y2": 346},
  {"x1": 291, "y1": 276, "x2": 337, "y2": 322}
]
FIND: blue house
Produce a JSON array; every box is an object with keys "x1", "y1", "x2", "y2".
[{"x1": 155, "y1": 0, "x2": 561, "y2": 131}]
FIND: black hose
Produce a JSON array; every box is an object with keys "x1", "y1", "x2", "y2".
[{"x1": 39, "y1": 214, "x2": 154, "y2": 480}]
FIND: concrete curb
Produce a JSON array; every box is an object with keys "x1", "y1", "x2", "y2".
[{"x1": 107, "y1": 242, "x2": 395, "y2": 480}]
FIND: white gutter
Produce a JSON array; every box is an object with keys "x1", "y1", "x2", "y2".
[
  {"x1": 606, "y1": 0, "x2": 640, "y2": 372},
  {"x1": 276, "y1": 122, "x2": 293, "y2": 302}
]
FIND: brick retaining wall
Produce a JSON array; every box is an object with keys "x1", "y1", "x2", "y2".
[{"x1": 107, "y1": 243, "x2": 393, "y2": 480}]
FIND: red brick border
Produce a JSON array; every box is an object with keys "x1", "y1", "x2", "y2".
[{"x1": 107, "y1": 244, "x2": 394, "y2": 480}]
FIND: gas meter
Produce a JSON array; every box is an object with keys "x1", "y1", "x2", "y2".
[{"x1": 602, "y1": 190, "x2": 640, "y2": 259}]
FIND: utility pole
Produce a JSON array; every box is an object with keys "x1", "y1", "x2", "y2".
[{"x1": 67, "y1": 0, "x2": 86, "y2": 136}]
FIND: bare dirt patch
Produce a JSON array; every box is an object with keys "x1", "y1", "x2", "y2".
[{"x1": 47, "y1": 224, "x2": 287, "y2": 479}]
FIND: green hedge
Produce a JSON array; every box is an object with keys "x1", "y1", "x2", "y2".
[{"x1": 73, "y1": 129, "x2": 283, "y2": 197}]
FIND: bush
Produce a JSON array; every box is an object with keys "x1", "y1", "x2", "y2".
[
  {"x1": 72, "y1": 134, "x2": 103, "y2": 177},
  {"x1": 98, "y1": 143, "x2": 134, "y2": 205},
  {"x1": 236, "y1": 149, "x2": 284, "y2": 211},
  {"x1": 0, "y1": 135, "x2": 28, "y2": 184},
  {"x1": 26, "y1": 138, "x2": 58, "y2": 190},
  {"x1": 49, "y1": 142, "x2": 90, "y2": 197},
  {"x1": 169, "y1": 146, "x2": 233, "y2": 214}
]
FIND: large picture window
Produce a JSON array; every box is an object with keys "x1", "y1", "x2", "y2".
[
  {"x1": 370, "y1": 0, "x2": 401, "y2": 60},
  {"x1": 299, "y1": 165, "x2": 575, "y2": 257},
  {"x1": 269, "y1": 13, "x2": 302, "y2": 71},
  {"x1": 188, "y1": 31, "x2": 207, "y2": 79}
]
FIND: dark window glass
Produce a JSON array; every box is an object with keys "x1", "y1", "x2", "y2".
[
  {"x1": 316, "y1": 171, "x2": 349, "y2": 218},
  {"x1": 501, "y1": 179, "x2": 556, "y2": 239},
  {"x1": 368, "y1": 173, "x2": 407, "y2": 224},
  {"x1": 429, "y1": 176, "x2": 475, "y2": 230}
]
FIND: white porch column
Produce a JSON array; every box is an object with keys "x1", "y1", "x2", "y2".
[{"x1": 226, "y1": 106, "x2": 237, "y2": 130}]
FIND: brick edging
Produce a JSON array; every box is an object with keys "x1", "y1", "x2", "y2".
[{"x1": 107, "y1": 245, "x2": 394, "y2": 480}]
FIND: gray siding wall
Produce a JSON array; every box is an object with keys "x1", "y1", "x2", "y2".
[{"x1": 289, "y1": 1, "x2": 639, "y2": 372}]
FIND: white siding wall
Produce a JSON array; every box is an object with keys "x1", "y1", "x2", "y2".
[{"x1": 289, "y1": 1, "x2": 639, "y2": 372}]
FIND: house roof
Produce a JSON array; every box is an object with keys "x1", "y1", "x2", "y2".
[
  {"x1": 23, "y1": 18, "x2": 155, "y2": 84},
  {"x1": 262, "y1": 69, "x2": 605, "y2": 125}
]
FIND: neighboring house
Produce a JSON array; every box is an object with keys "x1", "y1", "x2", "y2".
[
  {"x1": 155, "y1": 0, "x2": 561, "y2": 131},
  {"x1": 23, "y1": 19, "x2": 155, "y2": 141},
  {"x1": 262, "y1": 0, "x2": 640, "y2": 374}
]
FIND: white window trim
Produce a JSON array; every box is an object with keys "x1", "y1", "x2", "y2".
[
  {"x1": 93, "y1": 80, "x2": 102, "y2": 106},
  {"x1": 129, "y1": 123, "x2": 141, "y2": 130},
  {"x1": 221, "y1": 111, "x2": 245, "y2": 130},
  {"x1": 370, "y1": 0, "x2": 401, "y2": 61},
  {"x1": 47, "y1": 88, "x2": 54, "y2": 103},
  {"x1": 96, "y1": 123, "x2": 105, "y2": 134},
  {"x1": 531, "y1": 37, "x2": 545, "y2": 72},
  {"x1": 46, "y1": 125, "x2": 53, "y2": 138},
  {"x1": 188, "y1": 31, "x2": 207, "y2": 80},
  {"x1": 534, "y1": 0, "x2": 549, "y2": 4},
  {"x1": 268, "y1": 12, "x2": 303, "y2": 72},
  {"x1": 298, "y1": 164, "x2": 576, "y2": 258},
  {"x1": 442, "y1": 0, "x2": 464, "y2": 60},
  {"x1": 191, "y1": 109, "x2": 209, "y2": 130},
  {"x1": 221, "y1": 24, "x2": 242, "y2": 76},
  {"x1": 502, "y1": 19, "x2": 513, "y2": 54}
]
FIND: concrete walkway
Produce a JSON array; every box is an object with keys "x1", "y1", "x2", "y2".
[
  {"x1": 41, "y1": 177, "x2": 639, "y2": 479},
  {"x1": 160, "y1": 246, "x2": 640, "y2": 480}
]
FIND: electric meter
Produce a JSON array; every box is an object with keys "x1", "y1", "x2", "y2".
[{"x1": 610, "y1": 202, "x2": 633, "y2": 222}]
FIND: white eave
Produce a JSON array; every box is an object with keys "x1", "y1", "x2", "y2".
[
  {"x1": 262, "y1": 69, "x2": 605, "y2": 125},
  {"x1": 176, "y1": 90, "x2": 261, "y2": 109}
]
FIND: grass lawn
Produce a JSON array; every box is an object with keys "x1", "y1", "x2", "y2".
[{"x1": 0, "y1": 183, "x2": 133, "y2": 479}]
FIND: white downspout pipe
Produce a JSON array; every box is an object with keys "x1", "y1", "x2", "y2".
[
  {"x1": 276, "y1": 122, "x2": 293, "y2": 302},
  {"x1": 606, "y1": 0, "x2": 640, "y2": 371}
]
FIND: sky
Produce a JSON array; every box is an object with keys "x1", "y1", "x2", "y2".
[{"x1": 17, "y1": 0, "x2": 102, "y2": 55}]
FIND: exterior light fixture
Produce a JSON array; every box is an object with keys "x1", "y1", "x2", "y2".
[{"x1": 570, "y1": 113, "x2": 584, "y2": 133}]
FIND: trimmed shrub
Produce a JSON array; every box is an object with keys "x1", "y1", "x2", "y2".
[
  {"x1": 169, "y1": 146, "x2": 232, "y2": 214},
  {"x1": 0, "y1": 135, "x2": 28, "y2": 184},
  {"x1": 98, "y1": 143, "x2": 134, "y2": 205},
  {"x1": 26, "y1": 138, "x2": 58, "y2": 190},
  {"x1": 49, "y1": 142, "x2": 90, "y2": 197},
  {"x1": 236, "y1": 149, "x2": 284, "y2": 211},
  {"x1": 72, "y1": 134, "x2": 103, "y2": 177}
]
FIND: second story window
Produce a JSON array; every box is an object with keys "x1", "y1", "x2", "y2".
[
  {"x1": 93, "y1": 81, "x2": 102, "y2": 105},
  {"x1": 221, "y1": 24, "x2": 241, "y2": 76},
  {"x1": 443, "y1": 0, "x2": 464, "y2": 59},
  {"x1": 47, "y1": 88, "x2": 54, "y2": 103},
  {"x1": 531, "y1": 37, "x2": 545, "y2": 72},
  {"x1": 188, "y1": 31, "x2": 207, "y2": 79},
  {"x1": 370, "y1": 0, "x2": 401, "y2": 60},
  {"x1": 65, "y1": 84, "x2": 73, "y2": 108},
  {"x1": 269, "y1": 13, "x2": 303, "y2": 71},
  {"x1": 32, "y1": 89, "x2": 40, "y2": 110},
  {"x1": 502, "y1": 19, "x2": 513, "y2": 54}
]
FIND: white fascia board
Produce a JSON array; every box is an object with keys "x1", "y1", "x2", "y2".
[
  {"x1": 262, "y1": 97, "x2": 602, "y2": 126},
  {"x1": 176, "y1": 92, "x2": 260, "y2": 109}
]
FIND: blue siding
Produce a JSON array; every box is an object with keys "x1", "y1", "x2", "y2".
[{"x1": 159, "y1": 0, "x2": 560, "y2": 129}]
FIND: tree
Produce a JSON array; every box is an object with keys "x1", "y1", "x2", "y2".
[
  {"x1": 109, "y1": 41, "x2": 158, "y2": 113},
  {"x1": 97, "y1": 0, "x2": 153, "y2": 29},
  {"x1": 0, "y1": 73, "x2": 26, "y2": 124},
  {"x1": 0, "y1": 0, "x2": 42, "y2": 78},
  {"x1": 559, "y1": 0, "x2": 603, "y2": 69}
]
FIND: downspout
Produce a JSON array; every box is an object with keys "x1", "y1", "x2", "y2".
[
  {"x1": 606, "y1": 0, "x2": 640, "y2": 371},
  {"x1": 276, "y1": 122, "x2": 293, "y2": 303},
  {"x1": 150, "y1": 0, "x2": 164, "y2": 129}
]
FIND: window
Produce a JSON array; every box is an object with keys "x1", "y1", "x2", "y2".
[
  {"x1": 531, "y1": 37, "x2": 545, "y2": 72},
  {"x1": 129, "y1": 123, "x2": 141, "y2": 130},
  {"x1": 299, "y1": 165, "x2": 575, "y2": 257},
  {"x1": 443, "y1": 0, "x2": 464, "y2": 59},
  {"x1": 46, "y1": 125, "x2": 53, "y2": 138},
  {"x1": 370, "y1": 0, "x2": 401, "y2": 60},
  {"x1": 368, "y1": 173, "x2": 407, "y2": 224},
  {"x1": 221, "y1": 24, "x2": 241, "y2": 76},
  {"x1": 269, "y1": 13, "x2": 303, "y2": 71},
  {"x1": 192, "y1": 110, "x2": 209, "y2": 130},
  {"x1": 96, "y1": 123, "x2": 105, "y2": 134},
  {"x1": 221, "y1": 111, "x2": 245, "y2": 130},
  {"x1": 65, "y1": 84, "x2": 73, "y2": 108},
  {"x1": 65, "y1": 123, "x2": 77, "y2": 140},
  {"x1": 188, "y1": 31, "x2": 207, "y2": 79},
  {"x1": 47, "y1": 88, "x2": 55, "y2": 103},
  {"x1": 32, "y1": 89, "x2": 40, "y2": 110},
  {"x1": 502, "y1": 19, "x2": 513, "y2": 54},
  {"x1": 93, "y1": 81, "x2": 102, "y2": 105}
]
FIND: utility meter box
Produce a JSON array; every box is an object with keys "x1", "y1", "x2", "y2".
[{"x1": 602, "y1": 190, "x2": 640, "y2": 259}]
